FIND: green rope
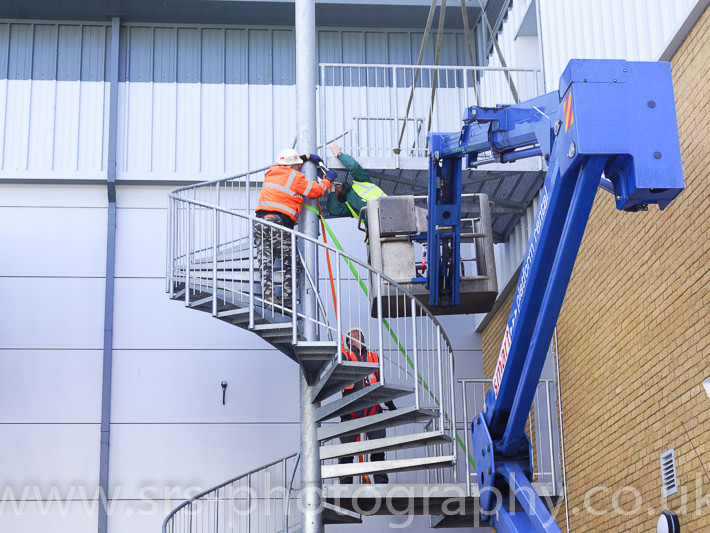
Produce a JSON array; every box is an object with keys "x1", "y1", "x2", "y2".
[{"x1": 303, "y1": 205, "x2": 476, "y2": 469}]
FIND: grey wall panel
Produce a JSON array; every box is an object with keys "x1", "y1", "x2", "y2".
[
  {"x1": 116, "y1": 185, "x2": 171, "y2": 208},
  {"x1": 108, "y1": 423, "x2": 300, "y2": 498},
  {"x1": 8, "y1": 23, "x2": 32, "y2": 80},
  {"x1": 58, "y1": 25, "x2": 82, "y2": 81},
  {"x1": 177, "y1": 27, "x2": 200, "y2": 83},
  {"x1": 128, "y1": 26, "x2": 152, "y2": 82},
  {"x1": 0, "y1": 184, "x2": 107, "y2": 207},
  {"x1": 111, "y1": 349, "x2": 299, "y2": 423},
  {"x1": 81, "y1": 25, "x2": 107, "y2": 82},
  {"x1": 0, "y1": 278, "x2": 105, "y2": 349},
  {"x1": 0, "y1": 502, "x2": 98, "y2": 533},
  {"x1": 153, "y1": 27, "x2": 177, "y2": 83},
  {"x1": 202, "y1": 28, "x2": 224, "y2": 84},
  {"x1": 115, "y1": 207, "x2": 166, "y2": 278},
  {"x1": 0, "y1": 424, "x2": 100, "y2": 491},
  {"x1": 0, "y1": 206, "x2": 107, "y2": 277},
  {"x1": 112, "y1": 278, "x2": 276, "y2": 350},
  {"x1": 0, "y1": 350, "x2": 102, "y2": 423},
  {"x1": 30, "y1": 24, "x2": 56, "y2": 81},
  {"x1": 225, "y1": 28, "x2": 247, "y2": 84}
]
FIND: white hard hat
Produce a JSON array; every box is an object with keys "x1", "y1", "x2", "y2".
[
  {"x1": 277, "y1": 148, "x2": 303, "y2": 166},
  {"x1": 347, "y1": 327, "x2": 365, "y2": 343}
]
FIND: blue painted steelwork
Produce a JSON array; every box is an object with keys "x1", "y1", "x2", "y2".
[{"x1": 429, "y1": 59, "x2": 684, "y2": 531}]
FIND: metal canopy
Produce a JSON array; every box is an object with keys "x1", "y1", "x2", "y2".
[
  {"x1": 322, "y1": 167, "x2": 544, "y2": 243},
  {"x1": 0, "y1": 0, "x2": 482, "y2": 29}
]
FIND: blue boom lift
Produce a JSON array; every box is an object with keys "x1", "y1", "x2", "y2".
[{"x1": 426, "y1": 59, "x2": 684, "y2": 531}]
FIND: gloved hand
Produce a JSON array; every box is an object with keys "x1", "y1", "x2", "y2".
[
  {"x1": 303, "y1": 153, "x2": 323, "y2": 165},
  {"x1": 325, "y1": 169, "x2": 337, "y2": 181}
]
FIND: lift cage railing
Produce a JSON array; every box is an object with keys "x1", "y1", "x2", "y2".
[
  {"x1": 457, "y1": 378, "x2": 562, "y2": 498},
  {"x1": 318, "y1": 63, "x2": 543, "y2": 162},
  {"x1": 167, "y1": 170, "x2": 458, "y2": 482}
]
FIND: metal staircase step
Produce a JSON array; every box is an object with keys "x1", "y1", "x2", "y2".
[
  {"x1": 315, "y1": 382, "x2": 413, "y2": 422},
  {"x1": 317, "y1": 405, "x2": 438, "y2": 442},
  {"x1": 294, "y1": 341, "x2": 338, "y2": 378},
  {"x1": 311, "y1": 361, "x2": 381, "y2": 403},
  {"x1": 251, "y1": 322, "x2": 293, "y2": 342},
  {"x1": 321, "y1": 455, "x2": 456, "y2": 480},
  {"x1": 293, "y1": 341, "x2": 338, "y2": 360},
  {"x1": 320, "y1": 430, "x2": 451, "y2": 460},
  {"x1": 323, "y1": 502, "x2": 362, "y2": 525},
  {"x1": 215, "y1": 308, "x2": 250, "y2": 324}
]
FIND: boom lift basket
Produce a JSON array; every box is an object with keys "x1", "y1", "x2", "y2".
[{"x1": 366, "y1": 194, "x2": 498, "y2": 317}]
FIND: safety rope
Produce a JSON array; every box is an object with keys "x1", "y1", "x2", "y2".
[
  {"x1": 303, "y1": 204, "x2": 476, "y2": 469},
  {"x1": 317, "y1": 203, "x2": 338, "y2": 318},
  {"x1": 425, "y1": 0, "x2": 447, "y2": 139},
  {"x1": 394, "y1": 0, "x2": 439, "y2": 155},
  {"x1": 477, "y1": 0, "x2": 520, "y2": 103},
  {"x1": 459, "y1": 0, "x2": 480, "y2": 106}
]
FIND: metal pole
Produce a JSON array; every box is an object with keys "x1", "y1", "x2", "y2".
[{"x1": 295, "y1": 0, "x2": 323, "y2": 529}]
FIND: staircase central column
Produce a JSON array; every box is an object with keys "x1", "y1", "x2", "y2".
[{"x1": 295, "y1": 0, "x2": 323, "y2": 530}]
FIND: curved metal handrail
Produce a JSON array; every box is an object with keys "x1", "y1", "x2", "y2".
[
  {"x1": 167, "y1": 194, "x2": 453, "y2": 350},
  {"x1": 162, "y1": 452, "x2": 300, "y2": 533}
]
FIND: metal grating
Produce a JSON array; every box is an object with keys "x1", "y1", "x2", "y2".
[{"x1": 660, "y1": 448, "x2": 678, "y2": 498}]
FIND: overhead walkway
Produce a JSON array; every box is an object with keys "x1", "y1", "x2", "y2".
[{"x1": 162, "y1": 164, "x2": 563, "y2": 532}]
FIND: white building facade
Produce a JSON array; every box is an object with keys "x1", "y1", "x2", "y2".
[{"x1": 0, "y1": 1, "x2": 704, "y2": 532}]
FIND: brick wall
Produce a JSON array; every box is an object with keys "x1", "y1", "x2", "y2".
[{"x1": 480, "y1": 7, "x2": 710, "y2": 530}]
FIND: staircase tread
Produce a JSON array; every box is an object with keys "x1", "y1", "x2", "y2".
[
  {"x1": 317, "y1": 405, "x2": 438, "y2": 441},
  {"x1": 320, "y1": 430, "x2": 451, "y2": 460},
  {"x1": 315, "y1": 382, "x2": 413, "y2": 422},
  {"x1": 311, "y1": 361, "x2": 381, "y2": 403},
  {"x1": 321, "y1": 455, "x2": 456, "y2": 479}
]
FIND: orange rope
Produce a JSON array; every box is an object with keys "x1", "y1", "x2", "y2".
[{"x1": 317, "y1": 203, "x2": 338, "y2": 318}]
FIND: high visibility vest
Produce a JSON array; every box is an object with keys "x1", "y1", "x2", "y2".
[
  {"x1": 342, "y1": 348, "x2": 381, "y2": 418},
  {"x1": 342, "y1": 348, "x2": 379, "y2": 391},
  {"x1": 351, "y1": 181, "x2": 386, "y2": 202},
  {"x1": 255, "y1": 165, "x2": 330, "y2": 223}
]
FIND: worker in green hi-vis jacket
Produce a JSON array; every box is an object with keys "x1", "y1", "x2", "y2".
[{"x1": 326, "y1": 143, "x2": 387, "y2": 227}]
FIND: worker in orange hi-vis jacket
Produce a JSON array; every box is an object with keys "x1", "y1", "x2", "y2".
[
  {"x1": 338, "y1": 327, "x2": 396, "y2": 484},
  {"x1": 254, "y1": 148, "x2": 334, "y2": 308}
]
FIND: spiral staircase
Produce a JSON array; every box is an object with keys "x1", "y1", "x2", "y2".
[{"x1": 162, "y1": 167, "x2": 561, "y2": 533}]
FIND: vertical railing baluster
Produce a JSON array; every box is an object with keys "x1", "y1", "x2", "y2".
[
  {"x1": 335, "y1": 251, "x2": 342, "y2": 364},
  {"x1": 376, "y1": 272, "x2": 384, "y2": 385},
  {"x1": 411, "y1": 297, "x2": 419, "y2": 410},
  {"x1": 546, "y1": 381, "x2": 557, "y2": 496},
  {"x1": 212, "y1": 208, "x2": 219, "y2": 316},
  {"x1": 291, "y1": 230, "x2": 297, "y2": 345},
  {"x1": 185, "y1": 202, "x2": 192, "y2": 307},
  {"x1": 461, "y1": 381, "x2": 471, "y2": 496},
  {"x1": 248, "y1": 217, "x2": 255, "y2": 329}
]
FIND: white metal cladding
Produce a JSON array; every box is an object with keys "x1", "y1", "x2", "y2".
[
  {"x1": 537, "y1": 0, "x2": 699, "y2": 91},
  {"x1": 479, "y1": 0, "x2": 698, "y2": 293},
  {"x1": 0, "y1": 20, "x2": 473, "y2": 181},
  {"x1": 0, "y1": 21, "x2": 110, "y2": 178}
]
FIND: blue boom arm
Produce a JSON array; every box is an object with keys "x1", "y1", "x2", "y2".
[{"x1": 428, "y1": 59, "x2": 684, "y2": 531}]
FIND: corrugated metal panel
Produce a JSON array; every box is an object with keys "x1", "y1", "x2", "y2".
[
  {"x1": 538, "y1": 0, "x2": 698, "y2": 90},
  {"x1": 116, "y1": 23, "x2": 470, "y2": 178},
  {"x1": 0, "y1": 21, "x2": 110, "y2": 177},
  {"x1": 0, "y1": 20, "x2": 471, "y2": 180},
  {"x1": 481, "y1": 0, "x2": 699, "y2": 289}
]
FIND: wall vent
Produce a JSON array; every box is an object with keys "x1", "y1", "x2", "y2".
[{"x1": 660, "y1": 449, "x2": 678, "y2": 498}]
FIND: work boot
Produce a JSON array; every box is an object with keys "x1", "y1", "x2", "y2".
[{"x1": 373, "y1": 473, "x2": 389, "y2": 484}]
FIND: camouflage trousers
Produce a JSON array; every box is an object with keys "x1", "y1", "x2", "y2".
[{"x1": 253, "y1": 219, "x2": 300, "y2": 307}]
